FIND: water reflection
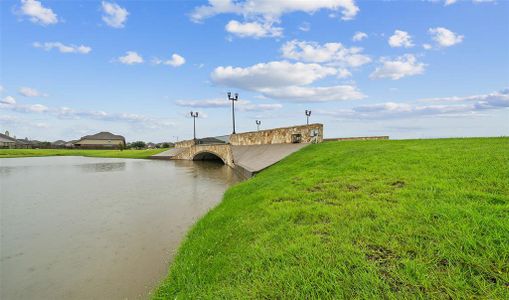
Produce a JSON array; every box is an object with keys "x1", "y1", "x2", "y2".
[
  {"x1": 77, "y1": 162, "x2": 126, "y2": 173},
  {"x1": 0, "y1": 156, "x2": 241, "y2": 300}
]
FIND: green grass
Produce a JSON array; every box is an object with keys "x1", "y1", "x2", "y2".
[
  {"x1": 0, "y1": 148, "x2": 168, "y2": 159},
  {"x1": 154, "y1": 137, "x2": 509, "y2": 299}
]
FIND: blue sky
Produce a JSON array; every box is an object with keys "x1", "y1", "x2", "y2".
[{"x1": 1, "y1": 0, "x2": 508, "y2": 142}]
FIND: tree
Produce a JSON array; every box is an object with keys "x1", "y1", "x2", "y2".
[{"x1": 131, "y1": 141, "x2": 146, "y2": 149}]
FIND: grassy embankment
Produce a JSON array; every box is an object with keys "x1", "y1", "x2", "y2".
[
  {"x1": 0, "y1": 148, "x2": 168, "y2": 159},
  {"x1": 155, "y1": 137, "x2": 508, "y2": 299}
]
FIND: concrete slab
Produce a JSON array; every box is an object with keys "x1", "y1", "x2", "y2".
[
  {"x1": 150, "y1": 147, "x2": 186, "y2": 159},
  {"x1": 232, "y1": 143, "x2": 308, "y2": 173}
]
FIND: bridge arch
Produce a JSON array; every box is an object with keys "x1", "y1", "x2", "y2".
[{"x1": 192, "y1": 150, "x2": 226, "y2": 164}]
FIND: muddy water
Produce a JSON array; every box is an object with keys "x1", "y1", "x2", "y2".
[{"x1": 0, "y1": 156, "x2": 241, "y2": 299}]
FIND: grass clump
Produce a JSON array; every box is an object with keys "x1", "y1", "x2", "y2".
[
  {"x1": 0, "y1": 148, "x2": 168, "y2": 159},
  {"x1": 154, "y1": 137, "x2": 509, "y2": 299}
]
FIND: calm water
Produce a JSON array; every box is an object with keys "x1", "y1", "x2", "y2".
[{"x1": 0, "y1": 156, "x2": 240, "y2": 299}]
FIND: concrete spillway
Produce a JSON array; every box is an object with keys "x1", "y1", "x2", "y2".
[{"x1": 151, "y1": 143, "x2": 309, "y2": 177}]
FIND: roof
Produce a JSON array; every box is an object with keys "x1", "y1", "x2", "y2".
[
  {"x1": 0, "y1": 132, "x2": 20, "y2": 143},
  {"x1": 77, "y1": 132, "x2": 125, "y2": 142},
  {"x1": 52, "y1": 140, "x2": 67, "y2": 145}
]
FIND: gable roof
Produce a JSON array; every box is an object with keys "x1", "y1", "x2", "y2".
[
  {"x1": 0, "y1": 132, "x2": 18, "y2": 143},
  {"x1": 78, "y1": 132, "x2": 125, "y2": 141}
]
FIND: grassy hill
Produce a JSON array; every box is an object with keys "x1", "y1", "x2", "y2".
[
  {"x1": 0, "y1": 148, "x2": 168, "y2": 159},
  {"x1": 154, "y1": 138, "x2": 509, "y2": 299}
]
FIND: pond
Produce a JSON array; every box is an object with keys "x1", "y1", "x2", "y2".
[{"x1": 0, "y1": 156, "x2": 241, "y2": 299}]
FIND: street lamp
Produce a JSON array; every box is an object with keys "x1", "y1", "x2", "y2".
[
  {"x1": 256, "y1": 120, "x2": 261, "y2": 131},
  {"x1": 190, "y1": 111, "x2": 198, "y2": 140},
  {"x1": 173, "y1": 135, "x2": 179, "y2": 142},
  {"x1": 305, "y1": 110, "x2": 312, "y2": 125},
  {"x1": 227, "y1": 92, "x2": 238, "y2": 134}
]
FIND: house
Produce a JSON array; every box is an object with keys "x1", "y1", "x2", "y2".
[
  {"x1": 0, "y1": 131, "x2": 30, "y2": 149},
  {"x1": 0, "y1": 132, "x2": 16, "y2": 148},
  {"x1": 74, "y1": 132, "x2": 126, "y2": 149}
]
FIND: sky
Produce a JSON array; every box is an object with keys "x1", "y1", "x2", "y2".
[{"x1": 1, "y1": 0, "x2": 508, "y2": 143}]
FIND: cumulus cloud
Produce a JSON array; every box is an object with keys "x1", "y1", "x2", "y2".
[
  {"x1": 101, "y1": 1, "x2": 129, "y2": 28},
  {"x1": 281, "y1": 40, "x2": 371, "y2": 67},
  {"x1": 117, "y1": 51, "x2": 143, "y2": 64},
  {"x1": 1, "y1": 96, "x2": 17, "y2": 105},
  {"x1": 318, "y1": 88, "x2": 509, "y2": 120},
  {"x1": 428, "y1": 27, "x2": 464, "y2": 47},
  {"x1": 18, "y1": 87, "x2": 47, "y2": 97},
  {"x1": 18, "y1": 0, "x2": 58, "y2": 25},
  {"x1": 352, "y1": 31, "x2": 368, "y2": 42},
  {"x1": 153, "y1": 53, "x2": 186, "y2": 67},
  {"x1": 33, "y1": 42, "x2": 92, "y2": 54},
  {"x1": 388, "y1": 30, "x2": 414, "y2": 48},
  {"x1": 211, "y1": 61, "x2": 337, "y2": 89},
  {"x1": 191, "y1": 0, "x2": 360, "y2": 22},
  {"x1": 370, "y1": 54, "x2": 426, "y2": 80},
  {"x1": 225, "y1": 20, "x2": 282, "y2": 38},
  {"x1": 175, "y1": 98, "x2": 283, "y2": 111},
  {"x1": 211, "y1": 60, "x2": 364, "y2": 101}
]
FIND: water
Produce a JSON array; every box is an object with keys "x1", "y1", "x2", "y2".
[{"x1": 0, "y1": 156, "x2": 241, "y2": 299}]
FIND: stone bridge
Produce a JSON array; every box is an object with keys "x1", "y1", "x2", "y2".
[
  {"x1": 171, "y1": 143, "x2": 235, "y2": 167},
  {"x1": 152, "y1": 124, "x2": 324, "y2": 177}
]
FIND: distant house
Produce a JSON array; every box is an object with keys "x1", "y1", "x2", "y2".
[
  {"x1": 146, "y1": 142, "x2": 156, "y2": 149},
  {"x1": 74, "y1": 132, "x2": 126, "y2": 149},
  {"x1": 0, "y1": 132, "x2": 16, "y2": 148},
  {"x1": 0, "y1": 131, "x2": 30, "y2": 149},
  {"x1": 52, "y1": 140, "x2": 67, "y2": 147}
]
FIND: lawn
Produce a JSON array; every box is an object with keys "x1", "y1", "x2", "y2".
[
  {"x1": 154, "y1": 137, "x2": 509, "y2": 299},
  {"x1": 0, "y1": 148, "x2": 168, "y2": 159}
]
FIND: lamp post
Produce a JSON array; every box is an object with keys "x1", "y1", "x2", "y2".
[
  {"x1": 173, "y1": 135, "x2": 179, "y2": 142},
  {"x1": 227, "y1": 92, "x2": 238, "y2": 134},
  {"x1": 190, "y1": 111, "x2": 198, "y2": 140},
  {"x1": 305, "y1": 110, "x2": 312, "y2": 125},
  {"x1": 256, "y1": 120, "x2": 261, "y2": 131}
]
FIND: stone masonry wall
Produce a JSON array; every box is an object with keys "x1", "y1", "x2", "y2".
[
  {"x1": 172, "y1": 144, "x2": 234, "y2": 167},
  {"x1": 229, "y1": 123, "x2": 323, "y2": 146},
  {"x1": 174, "y1": 139, "x2": 196, "y2": 148}
]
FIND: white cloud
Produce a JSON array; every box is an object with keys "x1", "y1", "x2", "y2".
[
  {"x1": 440, "y1": 0, "x2": 495, "y2": 6},
  {"x1": 423, "y1": 43, "x2": 432, "y2": 50},
  {"x1": 352, "y1": 31, "x2": 368, "y2": 41},
  {"x1": 281, "y1": 40, "x2": 371, "y2": 67},
  {"x1": 318, "y1": 88, "x2": 509, "y2": 120},
  {"x1": 259, "y1": 85, "x2": 365, "y2": 102},
  {"x1": 337, "y1": 68, "x2": 352, "y2": 78},
  {"x1": 388, "y1": 30, "x2": 414, "y2": 48},
  {"x1": 211, "y1": 60, "x2": 364, "y2": 102},
  {"x1": 153, "y1": 53, "x2": 186, "y2": 67},
  {"x1": 429, "y1": 27, "x2": 464, "y2": 47},
  {"x1": 211, "y1": 61, "x2": 337, "y2": 90},
  {"x1": 117, "y1": 51, "x2": 143, "y2": 65},
  {"x1": 1, "y1": 96, "x2": 16, "y2": 105},
  {"x1": 191, "y1": 0, "x2": 359, "y2": 22},
  {"x1": 0, "y1": 85, "x2": 4, "y2": 93},
  {"x1": 370, "y1": 54, "x2": 426, "y2": 80},
  {"x1": 225, "y1": 20, "x2": 283, "y2": 38},
  {"x1": 175, "y1": 98, "x2": 283, "y2": 111},
  {"x1": 33, "y1": 42, "x2": 92, "y2": 54},
  {"x1": 18, "y1": 0, "x2": 58, "y2": 25},
  {"x1": 101, "y1": 1, "x2": 129, "y2": 28},
  {"x1": 299, "y1": 22, "x2": 311, "y2": 32},
  {"x1": 0, "y1": 97, "x2": 174, "y2": 128},
  {"x1": 18, "y1": 87, "x2": 47, "y2": 97}
]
